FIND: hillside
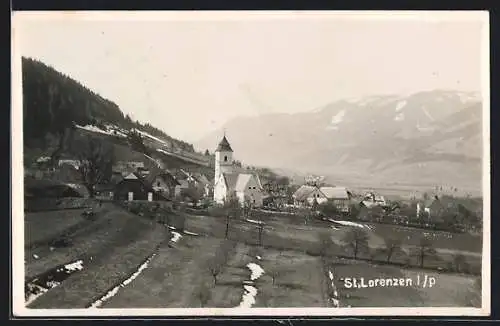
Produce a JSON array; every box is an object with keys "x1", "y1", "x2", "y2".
[
  {"x1": 196, "y1": 90, "x2": 484, "y2": 193},
  {"x1": 22, "y1": 57, "x2": 196, "y2": 157},
  {"x1": 22, "y1": 57, "x2": 211, "y2": 170}
]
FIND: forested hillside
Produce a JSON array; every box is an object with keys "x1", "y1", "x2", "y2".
[{"x1": 22, "y1": 57, "x2": 194, "y2": 152}]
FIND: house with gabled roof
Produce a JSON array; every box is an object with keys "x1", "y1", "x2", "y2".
[
  {"x1": 292, "y1": 185, "x2": 328, "y2": 206},
  {"x1": 212, "y1": 135, "x2": 265, "y2": 207},
  {"x1": 319, "y1": 186, "x2": 351, "y2": 213},
  {"x1": 145, "y1": 167, "x2": 179, "y2": 199},
  {"x1": 114, "y1": 172, "x2": 171, "y2": 201}
]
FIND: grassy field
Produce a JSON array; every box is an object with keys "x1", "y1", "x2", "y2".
[
  {"x1": 101, "y1": 236, "x2": 225, "y2": 308},
  {"x1": 25, "y1": 203, "x2": 169, "y2": 308},
  {"x1": 369, "y1": 223, "x2": 482, "y2": 253},
  {"x1": 25, "y1": 209, "x2": 89, "y2": 248},
  {"x1": 23, "y1": 202, "x2": 483, "y2": 309}
]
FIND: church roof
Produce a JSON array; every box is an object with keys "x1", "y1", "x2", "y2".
[
  {"x1": 222, "y1": 172, "x2": 263, "y2": 192},
  {"x1": 222, "y1": 173, "x2": 240, "y2": 190},
  {"x1": 216, "y1": 135, "x2": 233, "y2": 152}
]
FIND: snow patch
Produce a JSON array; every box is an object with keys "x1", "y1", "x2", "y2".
[
  {"x1": 76, "y1": 124, "x2": 127, "y2": 138},
  {"x1": 395, "y1": 100, "x2": 407, "y2": 112},
  {"x1": 239, "y1": 285, "x2": 258, "y2": 308},
  {"x1": 65, "y1": 260, "x2": 84, "y2": 272},
  {"x1": 246, "y1": 219, "x2": 264, "y2": 225},
  {"x1": 328, "y1": 269, "x2": 341, "y2": 307},
  {"x1": 133, "y1": 129, "x2": 168, "y2": 145},
  {"x1": 25, "y1": 284, "x2": 49, "y2": 306},
  {"x1": 183, "y1": 230, "x2": 199, "y2": 236},
  {"x1": 394, "y1": 112, "x2": 405, "y2": 121},
  {"x1": 330, "y1": 110, "x2": 346, "y2": 125},
  {"x1": 171, "y1": 231, "x2": 182, "y2": 243},
  {"x1": 329, "y1": 219, "x2": 371, "y2": 230},
  {"x1": 247, "y1": 263, "x2": 265, "y2": 280},
  {"x1": 36, "y1": 156, "x2": 51, "y2": 163},
  {"x1": 237, "y1": 262, "x2": 265, "y2": 308},
  {"x1": 89, "y1": 252, "x2": 157, "y2": 308}
]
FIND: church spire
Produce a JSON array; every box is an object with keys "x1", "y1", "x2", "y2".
[{"x1": 216, "y1": 132, "x2": 233, "y2": 152}]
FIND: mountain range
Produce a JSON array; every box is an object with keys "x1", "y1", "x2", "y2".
[{"x1": 196, "y1": 90, "x2": 484, "y2": 193}]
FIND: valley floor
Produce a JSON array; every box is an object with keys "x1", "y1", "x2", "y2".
[{"x1": 22, "y1": 202, "x2": 482, "y2": 310}]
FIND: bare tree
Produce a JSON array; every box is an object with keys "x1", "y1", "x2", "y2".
[
  {"x1": 412, "y1": 236, "x2": 437, "y2": 268},
  {"x1": 225, "y1": 213, "x2": 230, "y2": 239},
  {"x1": 76, "y1": 137, "x2": 115, "y2": 198},
  {"x1": 268, "y1": 264, "x2": 280, "y2": 286},
  {"x1": 382, "y1": 237, "x2": 402, "y2": 263},
  {"x1": 343, "y1": 228, "x2": 370, "y2": 260},
  {"x1": 257, "y1": 222, "x2": 265, "y2": 246},
  {"x1": 207, "y1": 260, "x2": 222, "y2": 286},
  {"x1": 207, "y1": 239, "x2": 234, "y2": 286}
]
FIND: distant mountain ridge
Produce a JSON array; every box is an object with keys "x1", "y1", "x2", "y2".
[{"x1": 196, "y1": 90, "x2": 483, "y2": 191}]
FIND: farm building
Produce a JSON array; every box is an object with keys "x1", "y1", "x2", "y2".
[
  {"x1": 114, "y1": 172, "x2": 168, "y2": 201},
  {"x1": 361, "y1": 192, "x2": 387, "y2": 208},
  {"x1": 94, "y1": 184, "x2": 115, "y2": 200},
  {"x1": 319, "y1": 186, "x2": 351, "y2": 213},
  {"x1": 146, "y1": 168, "x2": 179, "y2": 199},
  {"x1": 212, "y1": 135, "x2": 266, "y2": 207},
  {"x1": 292, "y1": 185, "x2": 328, "y2": 206}
]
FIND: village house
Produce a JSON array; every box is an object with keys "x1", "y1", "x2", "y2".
[
  {"x1": 319, "y1": 186, "x2": 351, "y2": 213},
  {"x1": 191, "y1": 172, "x2": 212, "y2": 198},
  {"x1": 147, "y1": 168, "x2": 179, "y2": 199},
  {"x1": 360, "y1": 192, "x2": 387, "y2": 208},
  {"x1": 114, "y1": 172, "x2": 169, "y2": 202},
  {"x1": 212, "y1": 135, "x2": 265, "y2": 207},
  {"x1": 173, "y1": 169, "x2": 204, "y2": 200},
  {"x1": 94, "y1": 183, "x2": 115, "y2": 200},
  {"x1": 292, "y1": 185, "x2": 328, "y2": 206}
]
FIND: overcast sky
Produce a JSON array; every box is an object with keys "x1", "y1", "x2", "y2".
[{"x1": 15, "y1": 11, "x2": 486, "y2": 142}]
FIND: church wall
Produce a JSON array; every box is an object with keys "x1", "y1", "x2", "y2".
[{"x1": 213, "y1": 173, "x2": 227, "y2": 204}]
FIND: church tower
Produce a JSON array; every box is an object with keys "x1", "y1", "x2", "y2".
[{"x1": 214, "y1": 133, "x2": 234, "y2": 185}]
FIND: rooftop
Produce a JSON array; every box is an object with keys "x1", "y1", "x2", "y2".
[{"x1": 216, "y1": 135, "x2": 233, "y2": 152}]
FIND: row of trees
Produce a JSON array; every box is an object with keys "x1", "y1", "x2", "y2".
[{"x1": 324, "y1": 228, "x2": 470, "y2": 272}]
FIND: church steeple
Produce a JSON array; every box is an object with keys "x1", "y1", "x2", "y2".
[{"x1": 216, "y1": 134, "x2": 233, "y2": 152}]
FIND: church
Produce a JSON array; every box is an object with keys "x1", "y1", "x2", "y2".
[{"x1": 213, "y1": 134, "x2": 265, "y2": 207}]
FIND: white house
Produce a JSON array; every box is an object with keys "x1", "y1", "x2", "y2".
[{"x1": 213, "y1": 135, "x2": 265, "y2": 207}]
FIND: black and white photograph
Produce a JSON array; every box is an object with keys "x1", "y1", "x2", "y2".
[{"x1": 11, "y1": 11, "x2": 490, "y2": 316}]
